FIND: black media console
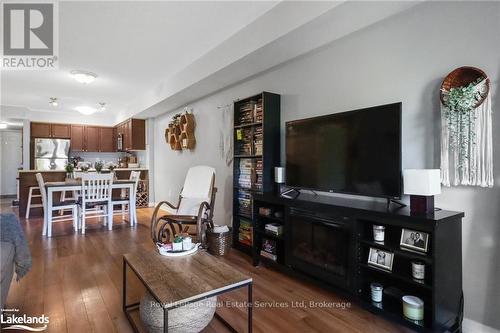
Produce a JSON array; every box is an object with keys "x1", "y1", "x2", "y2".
[{"x1": 250, "y1": 192, "x2": 464, "y2": 333}]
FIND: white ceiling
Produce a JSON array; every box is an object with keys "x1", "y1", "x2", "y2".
[
  {"x1": 1, "y1": 1, "x2": 278, "y2": 123},
  {"x1": 1, "y1": 1, "x2": 422, "y2": 125}
]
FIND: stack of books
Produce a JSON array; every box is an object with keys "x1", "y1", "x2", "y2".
[
  {"x1": 235, "y1": 128, "x2": 252, "y2": 155},
  {"x1": 260, "y1": 238, "x2": 277, "y2": 261},
  {"x1": 237, "y1": 159, "x2": 253, "y2": 189},
  {"x1": 255, "y1": 98, "x2": 263, "y2": 122},
  {"x1": 237, "y1": 188, "x2": 252, "y2": 217},
  {"x1": 238, "y1": 218, "x2": 253, "y2": 246},
  {"x1": 254, "y1": 126, "x2": 263, "y2": 155},
  {"x1": 254, "y1": 159, "x2": 263, "y2": 191},
  {"x1": 265, "y1": 223, "x2": 283, "y2": 236},
  {"x1": 238, "y1": 101, "x2": 257, "y2": 125}
]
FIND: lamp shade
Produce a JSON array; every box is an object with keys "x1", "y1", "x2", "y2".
[{"x1": 403, "y1": 169, "x2": 441, "y2": 196}]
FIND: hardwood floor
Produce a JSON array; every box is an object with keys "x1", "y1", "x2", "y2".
[{"x1": 2, "y1": 199, "x2": 411, "y2": 333}]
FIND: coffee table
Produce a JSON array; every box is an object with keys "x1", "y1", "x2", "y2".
[{"x1": 123, "y1": 248, "x2": 253, "y2": 333}]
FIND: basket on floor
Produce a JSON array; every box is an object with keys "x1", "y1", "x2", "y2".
[{"x1": 206, "y1": 228, "x2": 232, "y2": 256}]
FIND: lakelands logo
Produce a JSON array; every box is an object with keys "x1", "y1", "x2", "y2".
[
  {"x1": 1, "y1": 309, "x2": 49, "y2": 331},
  {"x1": 1, "y1": 1, "x2": 59, "y2": 70}
]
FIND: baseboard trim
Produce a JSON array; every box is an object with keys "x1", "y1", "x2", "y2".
[{"x1": 463, "y1": 318, "x2": 500, "y2": 333}]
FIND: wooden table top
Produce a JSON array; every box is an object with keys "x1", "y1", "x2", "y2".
[
  {"x1": 124, "y1": 248, "x2": 252, "y2": 308},
  {"x1": 45, "y1": 179, "x2": 135, "y2": 188}
]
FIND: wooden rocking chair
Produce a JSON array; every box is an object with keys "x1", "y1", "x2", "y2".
[{"x1": 151, "y1": 166, "x2": 216, "y2": 247}]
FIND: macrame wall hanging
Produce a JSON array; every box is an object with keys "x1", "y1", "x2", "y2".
[
  {"x1": 218, "y1": 104, "x2": 233, "y2": 166},
  {"x1": 440, "y1": 66, "x2": 493, "y2": 187}
]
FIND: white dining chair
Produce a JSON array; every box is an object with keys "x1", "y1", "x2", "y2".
[
  {"x1": 59, "y1": 172, "x2": 85, "y2": 215},
  {"x1": 35, "y1": 173, "x2": 78, "y2": 237},
  {"x1": 79, "y1": 173, "x2": 113, "y2": 234},
  {"x1": 111, "y1": 171, "x2": 141, "y2": 226}
]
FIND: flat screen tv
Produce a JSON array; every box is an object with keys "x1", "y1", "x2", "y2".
[{"x1": 286, "y1": 102, "x2": 402, "y2": 199}]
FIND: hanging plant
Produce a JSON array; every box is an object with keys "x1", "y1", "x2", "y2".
[{"x1": 442, "y1": 80, "x2": 482, "y2": 169}]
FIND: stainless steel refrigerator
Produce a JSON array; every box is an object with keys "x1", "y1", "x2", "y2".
[{"x1": 34, "y1": 138, "x2": 71, "y2": 170}]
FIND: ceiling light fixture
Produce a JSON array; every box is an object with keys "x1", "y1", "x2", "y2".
[
  {"x1": 0, "y1": 123, "x2": 8, "y2": 129},
  {"x1": 99, "y1": 102, "x2": 106, "y2": 111},
  {"x1": 75, "y1": 106, "x2": 97, "y2": 115},
  {"x1": 49, "y1": 97, "x2": 58, "y2": 106},
  {"x1": 70, "y1": 70, "x2": 97, "y2": 84}
]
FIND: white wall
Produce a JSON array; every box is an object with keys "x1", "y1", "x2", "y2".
[{"x1": 153, "y1": 1, "x2": 500, "y2": 330}]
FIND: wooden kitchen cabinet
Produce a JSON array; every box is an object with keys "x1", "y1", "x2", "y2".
[
  {"x1": 31, "y1": 122, "x2": 71, "y2": 138},
  {"x1": 70, "y1": 125, "x2": 85, "y2": 151},
  {"x1": 31, "y1": 123, "x2": 52, "y2": 138},
  {"x1": 85, "y1": 126, "x2": 100, "y2": 152},
  {"x1": 99, "y1": 127, "x2": 115, "y2": 152},
  {"x1": 116, "y1": 118, "x2": 145, "y2": 151},
  {"x1": 31, "y1": 119, "x2": 145, "y2": 153},
  {"x1": 70, "y1": 125, "x2": 115, "y2": 152},
  {"x1": 50, "y1": 124, "x2": 71, "y2": 138}
]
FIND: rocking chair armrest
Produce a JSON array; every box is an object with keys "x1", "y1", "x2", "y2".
[
  {"x1": 197, "y1": 201, "x2": 214, "y2": 229},
  {"x1": 151, "y1": 200, "x2": 180, "y2": 241},
  {"x1": 160, "y1": 200, "x2": 180, "y2": 211}
]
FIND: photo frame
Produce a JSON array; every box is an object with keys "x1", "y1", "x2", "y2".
[
  {"x1": 368, "y1": 247, "x2": 394, "y2": 271},
  {"x1": 400, "y1": 228, "x2": 429, "y2": 253}
]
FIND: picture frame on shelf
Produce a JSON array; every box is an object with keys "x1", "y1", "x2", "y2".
[
  {"x1": 368, "y1": 247, "x2": 394, "y2": 271},
  {"x1": 400, "y1": 228, "x2": 429, "y2": 253}
]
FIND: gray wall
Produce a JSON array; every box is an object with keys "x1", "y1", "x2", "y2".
[{"x1": 154, "y1": 1, "x2": 500, "y2": 329}]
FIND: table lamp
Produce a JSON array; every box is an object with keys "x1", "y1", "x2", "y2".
[
  {"x1": 275, "y1": 167, "x2": 285, "y2": 193},
  {"x1": 403, "y1": 169, "x2": 441, "y2": 214}
]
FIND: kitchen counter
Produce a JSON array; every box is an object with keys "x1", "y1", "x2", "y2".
[{"x1": 18, "y1": 167, "x2": 148, "y2": 173}]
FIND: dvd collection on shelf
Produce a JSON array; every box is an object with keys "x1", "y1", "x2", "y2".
[
  {"x1": 238, "y1": 218, "x2": 253, "y2": 246},
  {"x1": 236, "y1": 158, "x2": 263, "y2": 191},
  {"x1": 255, "y1": 159, "x2": 263, "y2": 190},
  {"x1": 236, "y1": 158, "x2": 253, "y2": 189},
  {"x1": 235, "y1": 96, "x2": 267, "y2": 249},
  {"x1": 237, "y1": 98, "x2": 263, "y2": 125},
  {"x1": 235, "y1": 127, "x2": 253, "y2": 155},
  {"x1": 254, "y1": 126, "x2": 263, "y2": 155},
  {"x1": 237, "y1": 188, "x2": 252, "y2": 217}
]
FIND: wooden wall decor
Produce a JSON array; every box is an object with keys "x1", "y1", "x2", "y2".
[{"x1": 165, "y1": 111, "x2": 196, "y2": 151}]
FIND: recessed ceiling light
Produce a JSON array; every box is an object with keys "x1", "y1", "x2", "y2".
[
  {"x1": 49, "y1": 97, "x2": 58, "y2": 106},
  {"x1": 70, "y1": 70, "x2": 97, "y2": 84},
  {"x1": 0, "y1": 123, "x2": 7, "y2": 129},
  {"x1": 75, "y1": 106, "x2": 97, "y2": 115},
  {"x1": 99, "y1": 102, "x2": 106, "y2": 111}
]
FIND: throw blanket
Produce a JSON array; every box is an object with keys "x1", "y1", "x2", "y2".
[{"x1": 0, "y1": 213, "x2": 32, "y2": 280}]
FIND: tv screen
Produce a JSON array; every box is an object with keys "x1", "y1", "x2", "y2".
[{"x1": 286, "y1": 102, "x2": 402, "y2": 198}]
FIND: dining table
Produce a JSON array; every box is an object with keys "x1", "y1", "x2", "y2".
[{"x1": 44, "y1": 179, "x2": 137, "y2": 237}]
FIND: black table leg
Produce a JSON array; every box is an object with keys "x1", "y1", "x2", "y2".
[
  {"x1": 122, "y1": 258, "x2": 127, "y2": 312},
  {"x1": 164, "y1": 308, "x2": 169, "y2": 333},
  {"x1": 248, "y1": 282, "x2": 253, "y2": 333}
]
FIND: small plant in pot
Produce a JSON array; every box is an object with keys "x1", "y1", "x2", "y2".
[
  {"x1": 79, "y1": 162, "x2": 90, "y2": 172},
  {"x1": 94, "y1": 161, "x2": 104, "y2": 173},
  {"x1": 106, "y1": 162, "x2": 118, "y2": 172},
  {"x1": 65, "y1": 162, "x2": 75, "y2": 180}
]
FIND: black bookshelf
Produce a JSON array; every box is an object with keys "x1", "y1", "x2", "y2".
[
  {"x1": 232, "y1": 92, "x2": 280, "y2": 254},
  {"x1": 252, "y1": 192, "x2": 464, "y2": 333}
]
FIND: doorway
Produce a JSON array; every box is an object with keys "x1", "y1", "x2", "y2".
[{"x1": 0, "y1": 130, "x2": 22, "y2": 196}]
